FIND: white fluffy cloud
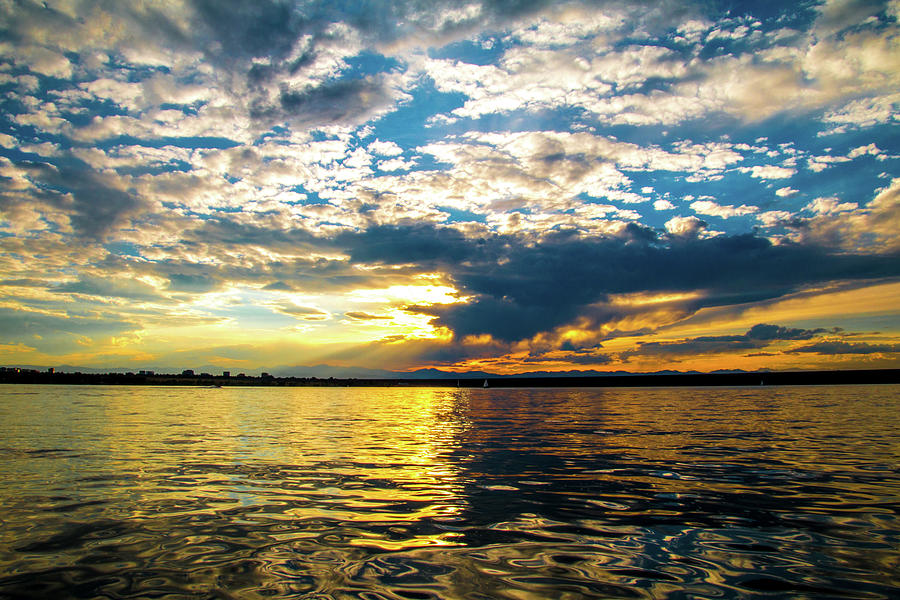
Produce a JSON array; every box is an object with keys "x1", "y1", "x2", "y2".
[
  {"x1": 805, "y1": 197, "x2": 858, "y2": 215},
  {"x1": 690, "y1": 200, "x2": 758, "y2": 219},
  {"x1": 665, "y1": 215, "x2": 707, "y2": 237},
  {"x1": 776, "y1": 187, "x2": 798, "y2": 197},
  {"x1": 654, "y1": 199, "x2": 675, "y2": 210},
  {"x1": 742, "y1": 165, "x2": 796, "y2": 179},
  {"x1": 368, "y1": 139, "x2": 404, "y2": 156}
]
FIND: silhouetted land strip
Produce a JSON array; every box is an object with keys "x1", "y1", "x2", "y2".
[{"x1": 1, "y1": 368, "x2": 898, "y2": 387}]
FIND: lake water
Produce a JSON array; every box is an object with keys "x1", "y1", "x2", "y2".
[{"x1": 0, "y1": 384, "x2": 898, "y2": 599}]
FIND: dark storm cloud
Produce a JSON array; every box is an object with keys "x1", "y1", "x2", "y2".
[
  {"x1": 340, "y1": 224, "x2": 900, "y2": 342},
  {"x1": 743, "y1": 323, "x2": 826, "y2": 341},
  {"x1": 619, "y1": 324, "x2": 829, "y2": 361},
  {"x1": 785, "y1": 341, "x2": 900, "y2": 355},
  {"x1": 428, "y1": 296, "x2": 583, "y2": 343},
  {"x1": 269, "y1": 76, "x2": 398, "y2": 126},
  {"x1": 191, "y1": 0, "x2": 304, "y2": 61},
  {"x1": 9, "y1": 162, "x2": 144, "y2": 240},
  {"x1": 340, "y1": 223, "x2": 477, "y2": 267}
]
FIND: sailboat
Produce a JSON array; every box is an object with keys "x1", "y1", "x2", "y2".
[{"x1": 483, "y1": 379, "x2": 489, "y2": 388}]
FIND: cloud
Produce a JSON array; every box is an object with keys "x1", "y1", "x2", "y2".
[
  {"x1": 53, "y1": 276, "x2": 164, "y2": 301},
  {"x1": 756, "y1": 210, "x2": 799, "y2": 228},
  {"x1": 742, "y1": 165, "x2": 796, "y2": 179},
  {"x1": 0, "y1": 307, "x2": 139, "y2": 354},
  {"x1": 377, "y1": 157, "x2": 416, "y2": 172},
  {"x1": 793, "y1": 178, "x2": 900, "y2": 251},
  {"x1": 274, "y1": 303, "x2": 331, "y2": 321},
  {"x1": 345, "y1": 311, "x2": 392, "y2": 320},
  {"x1": 368, "y1": 139, "x2": 403, "y2": 156},
  {"x1": 346, "y1": 223, "x2": 900, "y2": 343},
  {"x1": 776, "y1": 187, "x2": 798, "y2": 197},
  {"x1": 821, "y1": 93, "x2": 900, "y2": 133},
  {"x1": 654, "y1": 199, "x2": 675, "y2": 210},
  {"x1": 2, "y1": 0, "x2": 899, "y2": 371},
  {"x1": 167, "y1": 273, "x2": 220, "y2": 293},
  {"x1": 7, "y1": 162, "x2": 146, "y2": 240},
  {"x1": 690, "y1": 200, "x2": 757, "y2": 219},
  {"x1": 805, "y1": 197, "x2": 858, "y2": 215},
  {"x1": 263, "y1": 74, "x2": 404, "y2": 128},
  {"x1": 786, "y1": 340, "x2": 900, "y2": 355},
  {"x1": 665, "y1": 215, "x2": 707, "y2": 237},
  {"x1": 848, "y1": 143, "x2": 882, "y2": 158},
  {"x1": 807, "y1": 154, "x2": 851, "y2": 173},
  {"x1": 744, "y1": 323, "x2": 825, "y2": 341},
  {"x1": 620, "y1": 323, "x2": 828, "y2": 360}
]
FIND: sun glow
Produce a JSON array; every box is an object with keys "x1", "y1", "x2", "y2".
[{"x1": 346, "y1": 284, "x2": 464, "y2": 306}]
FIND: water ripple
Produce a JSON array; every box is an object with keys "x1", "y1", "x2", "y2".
[{"x1": 0, "y1": 385, "x2": 898, "y2": 598}]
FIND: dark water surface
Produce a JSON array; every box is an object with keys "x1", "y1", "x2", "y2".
[{"x1": 0, "y1": 384, "x2": 898, "y2": 599}]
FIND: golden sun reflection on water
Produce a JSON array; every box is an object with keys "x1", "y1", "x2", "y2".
[{"x1": 1, "y1": 384, "x2": 899, "y2": 599}]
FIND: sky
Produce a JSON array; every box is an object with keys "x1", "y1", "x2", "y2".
[{"x1": 1, "y1": 0, "x2": 899, "y2": 375}]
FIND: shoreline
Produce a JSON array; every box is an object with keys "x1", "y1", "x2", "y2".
[{"x1": 1, "y1": 368, "x2": 898, "y2": 388}]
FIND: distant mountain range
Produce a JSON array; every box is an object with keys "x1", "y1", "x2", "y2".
[{"x1": 5, "y1": 362, "x2": 766, "y2": 379}]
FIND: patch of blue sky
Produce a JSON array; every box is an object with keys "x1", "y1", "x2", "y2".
[
  {"x1": 253, "y1": 124, "x2": 291, "y2": 145},
  {"x1": 104, "y1": 241, "x2": 143, "y2": 258},
  {"x1": 615, "y1": 31, "x2": 690, "y2": 55},
  {"x1": 159, "y1": 101, "x2": 207, "y2": 116},
  {"x1": 342, "y1": 50, "x2": 402, "y2": 77},
  {"x1": 708, "y1": 0, "x2": 821, "y2": 26},
  {"x1": 793, "y1": 156, "x2": 896, "y2": 209},
  {"x1": 211, "y1": 206, "x2": 243, "y2": 214},
  {"x1": 439, "y1": 206, "x2": 487, "y2": 224},
  {"x1": 609, "y1": 74, "x2": 682, "y2": 97},
  {"x1": 9, "y1": 69, "x2": 70, "y2": 94},
  {"x1": 318, "y1": 220, "x2": 355, "y2": 230},
  {"x1": 94, "y1": 135, "x2": 240, "y2": 151},
  {"x1": 695, "y1": 172, "x2": 787, "y2": 208},
  {"x1": 368, "y1": 78, "x2": 468, "y2": 145},
  {"x1": 696, "y1": 34, "x2": 765, "y2": 60},
  {"x1": 0, "y1": 144, "x2": 52, "y2": 164},
  {"x1": 104, "y1": 57, "x2": 171, "y2": 82},
  {"x1": 288, "y1": 186, "x2": 328, "y2": 206},
  {"x1": 0, "y1": 88, "x2": 14, "y2": 110},
  {"x1": 825, "y1": 124, "x2": 900, "y2": 156},
  {"x1": 400, "y1": 150, "x2": 453, "y2": 173},
  {"x1": 310, "y1": 129, "x2": 339, "y2": 142},
  {"x1": 60, "y1": 98, "x2": 131, "y2": 126},
  {"x1": 746, "y1": 113, "x2": 885, "y2": 152},
  {"x1": 623, "y1": 171, "x2": 755, "y2": 219}
]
